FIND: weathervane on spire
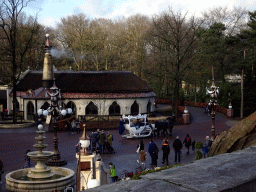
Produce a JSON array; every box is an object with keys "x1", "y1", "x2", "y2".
[{"x1": 45, "y1": 33, "x2": 52, "y2": 53}]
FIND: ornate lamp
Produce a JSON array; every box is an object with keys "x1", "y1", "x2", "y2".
[
  {"x1": 39, "y1": 79, "x2": 72, "y2": 166},
  {"x1": 206, "y1": 65, "x2": 219, "y2": 141}
]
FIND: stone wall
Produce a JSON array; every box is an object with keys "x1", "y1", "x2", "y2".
[
  {"x1": 209, "y1": 111, "x2": 256, "y2": 157},
  {"x1": 83, "y1": 146, "x2": 256, "y2": 192}
]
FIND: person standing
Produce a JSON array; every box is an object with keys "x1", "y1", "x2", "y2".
[
  {"x1": 183, "y1": 134, "x2": 191, "y2": 154},
  {"x1": 119, "y1": 118, "x2": 125, "y2": 135},
  {"x1": 173, "y1": 136, "x2": 182, "y2": 163},
  {"x1": 76, "y1": 119, "x2": 81, "y2": 134},
  {"x1": 203, "y1": 136, "x2": 212, "y2": 158},
  {"x1": 148, "y1": 140, "x2": 159, "y2": 167},
  {"x1": 24, "y1": 149, "x2": 31, "y2": 168},
  {"x1": 71, "y1": 119, "x2": 76, "y2": 134},
  {"x1": 66, "y1": 120, "x2": 71, "y2": 135},
  {"x1": 205, "y1": 136, "x2": 212, "y2": 148},
  {"x1": 95, "y1": 129, "x2": 101, "y2": 149},
  {"x1": 107, "y1": 132, "x2": 113, "y2": 146},
  {"x1": 192, "y1": 140, "x2": 196, "y2": 152},
  {"x1": 203, "y1": 144, "x2": 209, "y2": 158},
  {"x1": 109, "y1": 162, "x2": 117, "y2": 182},
  {"x1": 98, "y1": 130, "x2": 106, "y2": 154},
  {"x1": 90, "y1": 131, "x2": 98, "y2": 152},
  {"x1": 161, "y1": 140, "x2": 170, "y2": 166},
  {"x1": 0, "y1": 159, "x2": 3, "y2": 184},
  {"x1": 137, "y1": 140, "x2": 144, "y2": 153}
]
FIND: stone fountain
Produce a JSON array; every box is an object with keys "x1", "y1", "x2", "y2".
[{"x1": 5, "y1": 124, "x2": 75, "y2": 192}]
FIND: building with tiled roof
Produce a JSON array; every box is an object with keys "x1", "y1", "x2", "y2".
[{"x1": 8, "y1": 35, "x2": 156, "y2": 121}]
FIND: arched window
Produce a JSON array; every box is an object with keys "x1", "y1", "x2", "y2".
[
  {"x1": 147, "y1": 101, "x2": 151, "y2": 114},
  {"x1": 109, "y1": 101, "x2": 120, "y2": 115},
  {"x1": 86, "y1": 102, "x2": 98, "y2": 115},
  {"x1": 27, "y1": 101, "x2": 34, "y2": 120},
  {"x1": 40, "y1": 102, "x2": 50, "y2": 110},
  {"x1": 66, "y1": 101, "x2": 76, "y2": 116},
  {"x1": 131, "y1": 101, "x2": 139, "y2": 115}
]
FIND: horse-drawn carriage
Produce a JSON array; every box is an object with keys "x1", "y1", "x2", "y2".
[{"x1": 121, "y1": 114, "x2": 155, "y2": 138}]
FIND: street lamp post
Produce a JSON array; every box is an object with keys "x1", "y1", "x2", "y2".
[
  {"x1": 38, "y1": 80, "x2": 72, "y2": 166},
  {"x1": 206, "y1": 65, "x2": 219, "y2": 141}
]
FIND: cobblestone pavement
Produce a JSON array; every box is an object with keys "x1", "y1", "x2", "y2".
[{"x1": 0, "y1": 106, "x2": 240, "y2": 191}]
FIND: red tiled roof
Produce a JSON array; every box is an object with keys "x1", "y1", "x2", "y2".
[
  {"x1": 15, "y1": 90, "x2": 156, "y2": 99},
  {"x1": 16, "y1": 71, "x2": 153, "y2": 93}
]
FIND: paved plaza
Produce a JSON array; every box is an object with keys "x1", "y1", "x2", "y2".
[{"x1": 0, "y1": 106, "x2": 239, "y2": 191}]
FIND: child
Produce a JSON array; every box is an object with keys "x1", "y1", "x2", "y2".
[
  {"x1": 109, "y1": 162, "x2": 117, "y2": 182},
  {"x1": 140, "y1": 150, "x2": 147, "y2": 163},
  {"x1": 202, "y1": 144, "x2": 209, "y2": 158}
]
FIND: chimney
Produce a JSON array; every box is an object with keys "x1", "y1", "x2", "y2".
[{"x1": 42, "y1": 34, "x2": 54, "y2": 88}]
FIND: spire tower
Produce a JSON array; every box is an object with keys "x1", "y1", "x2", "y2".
[{"x1": 42, "y1": 34, "x2": 54, "y2": 88}]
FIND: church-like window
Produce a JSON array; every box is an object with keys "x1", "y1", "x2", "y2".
[
  {"x1": 27, "y1": 101, "x2": 34, "y2": 120},
  {"x1": 86, "y1": 101, "x2": 98, "y2": 115},
  {"x1": 131, "y1": 101, "x2": 139, "y2": 115},
  {"x1": 109, "y1": 101, "x2": 120, "y2": 115}
]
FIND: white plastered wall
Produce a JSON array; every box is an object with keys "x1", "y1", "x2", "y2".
[{"x1": 19, "y1": 97, "x2": 155, "y2": 120}]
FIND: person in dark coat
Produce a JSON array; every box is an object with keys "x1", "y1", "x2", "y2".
[
  {"x1": 25, "y1": 149, "x2": 31, "y2": 168},
  {"x1": 161, "y1": 140, "x2": 170, "y2": 166},
  {"x1": 173, "y1": 136, "x2": 182, "y2": 163},
  {"x1": 148, "y1": 140, "x2": 159, "y2": 167},
  {"x1": 90, "y1": 132, "x2": 98, "y2": 152},
  {"x1": 192, "y1": 140, "x2": 196, "y2": 152},
  {"x1": 183, "y1": 134, "x2": 191, "y2": 154},
  {"x1": 98, "y1": 130, "x2": 106, "y2": 154},
  {"x1": 66, "y1": 120, "x2": 71, "y2": 135},
  {"x1": 119, "y1": 118, "x2": 125, "y2": 135}
]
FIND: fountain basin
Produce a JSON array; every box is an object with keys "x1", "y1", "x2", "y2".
[{"x1": 6, "y1": 167, "x2": 75, "y2": 192}]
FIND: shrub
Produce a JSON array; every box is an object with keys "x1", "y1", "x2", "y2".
[
  {"x1": 195, "y1": 141, "x2": 204, "y2": 161},
  {"x1": 195, "y1": 141, "x2": 203, "y2": 149},
  {"x1": 131, "y1": 164, "x2": 182, "y2": 180},
  {"x1": 195, "y1": 150, "x2": 203, "y2": 160}
]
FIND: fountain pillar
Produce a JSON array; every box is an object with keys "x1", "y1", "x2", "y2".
[{"x1": 27, "y1": 124, "x2": 54, "y2": 180}]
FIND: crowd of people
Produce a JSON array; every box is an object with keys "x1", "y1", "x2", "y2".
[
  {"x1": 133, "y1": 133, "x2": 212, "y2": 168},
  {"x1": 75, "y1": 128, "x2": 115, "y2": 155}
]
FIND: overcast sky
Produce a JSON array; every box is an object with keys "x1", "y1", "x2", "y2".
[{"x1": 25, "y1": 0, "x2": 256, "y2": 28}]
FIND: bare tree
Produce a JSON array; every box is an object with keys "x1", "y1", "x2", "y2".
[
  {"x1": 0, "y1": 0, "x2": 39, "y2": 123},
  {"x1": 148, "y1": 8, "x2": 204, "y2": 115},
  {"x1": 201, "y1": 6, "x2": 248, "y2": 35},
  {"x1": 125, "y1": 14, "x2": 151, "y2": 78},
  {"x1": 56, "y1": 13, "x2": 91, "y2": 71}
]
